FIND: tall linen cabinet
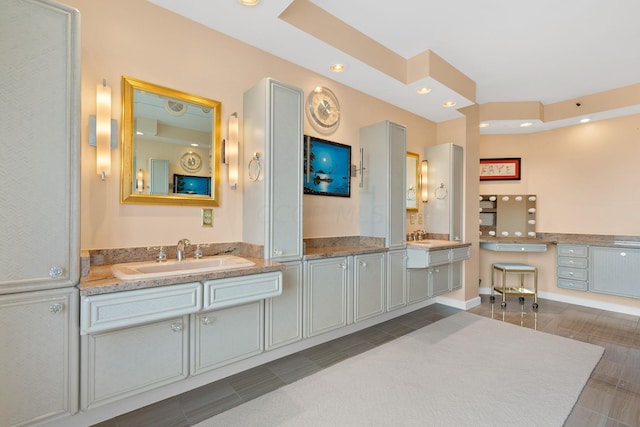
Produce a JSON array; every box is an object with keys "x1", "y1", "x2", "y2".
[
  {"x1": 359, "y1": 121, "x2": 408, "y2": 311},
  {"x1": 243, "y1": 78, "x2": 304, "y2": 350},
  {"x1": 0, "y1": 0, "x2": 80, "y2": 425}
]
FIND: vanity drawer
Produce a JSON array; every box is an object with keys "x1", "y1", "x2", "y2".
[
  {"x1": 558, "y1": 257, "x2": 588, "y2": 268},
  {"x1": 451, "y1": 246, "x2": 471, "y2": 262},
  {"x1": 558, "y1": 266, "x2": 588, "y2": 281},
  {"x1": 557, "y1": 278, "x2": 588, "y2": 291},
  {"x1": 203, "y1": 271, "x2": 282, "y2": 310},
  {"x1": 558, "y1": 245, "x2": 588, "y2": 258},
  {"x1": 81, "y1": 282, "x2": 202, "y2": 334},
  {"x1": 429, "y1": 250, "x2": 451, "y2": 266}
]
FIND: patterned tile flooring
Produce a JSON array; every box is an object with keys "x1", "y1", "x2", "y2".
[{"x1": 95, "y1": 296, "x2": 640, "y2": 427}]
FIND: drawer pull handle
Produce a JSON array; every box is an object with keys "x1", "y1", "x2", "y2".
[
  {"x1": 49, "y1": 303, "x2": 64, "y2": 314},
  {"x1": 338, "y1": 263, "x2": 346, "y2": 269},
  {"x1": 569, "y1": 260, "x2": 574, "y2": 264},
  {"x1": 569, "y1": 249, "x2": 575, "y2": 254},
  {"x1": 201, "y1": 317, "x2": 212, "y2": 325},
  {"x1": 620, "y1": 252, "x2": 627, "y2": 257},
  {"x1": 171, "y1": 322, "x2": 183, "y2": 332},
  {"x1": 359, "y1": 261, "x2": 367, "y2": 267},
  {"x1": 49, "y1": 266, "x2": 64, "y2": 279}
]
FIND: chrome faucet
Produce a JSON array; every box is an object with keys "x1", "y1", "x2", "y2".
[{"x1": 176, "y1": 238, "x2": 191, "y2": 261}]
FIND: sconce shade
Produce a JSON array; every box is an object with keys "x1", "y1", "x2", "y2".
[
  {"x1": 421, "y1": 160, "x2": 429, "y2": 203},
  {"x1": 96, "y1": 81, "x2": 112, "y2": 178},
  {"x1": 228, "y1": 113, "x2": 239, "y2": 190}
]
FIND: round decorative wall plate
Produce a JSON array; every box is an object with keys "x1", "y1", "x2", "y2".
[
  {"x1": 306, "y1": 86, "x2": 340, "y2": 134},
  {"x1": 180, "y1": 151, "x2": 202, "y2": 172}
]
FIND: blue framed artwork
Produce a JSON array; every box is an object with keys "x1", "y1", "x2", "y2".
[{"x1": 303, "y1": 135, "x2": 351, "y2": 197}]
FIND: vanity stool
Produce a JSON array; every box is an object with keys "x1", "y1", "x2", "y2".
[{"x1": 490, "y1": 262, "x2": 539, "y2": 310}]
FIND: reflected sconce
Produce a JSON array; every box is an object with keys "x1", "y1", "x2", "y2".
[
  {"x1": 226, "y1": 112, "x2": 239, "y2": 190},
  {"x1": 420, "y1": 160, "x2": 429, "y2": 203},
  {"x1": 89, "y1": 79, "x2": 116, "y2": 180},
  {"x1": 136, "y1": 169, "x2": 144, "y2": 192}
]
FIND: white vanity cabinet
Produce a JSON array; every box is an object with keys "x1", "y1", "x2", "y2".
[
  {"x1": 304, "y1": 257, "x2": 351, "y2": 337},
  {"x1": 424, "y1": 143, "x2": 464, "y2": 241},
  {"x1": 191, "y1": 301, "x2": 264, "y2": 375},
  {"x1": 0, "y1": 288, "x2": 79, "y2": 426},
  {"x1": 243, "y1": 78, "x2": 304, "y2": 262},
  {"x1": 354, "y1": 252, "x2": 386, "y2": 322},
  {"x1": 81, "y1": 316, "x2": 190, "y2": 410},
  {"x1": 590, "y1": 246, "x2": 640, "y2": 298},
  {"x1": 557, "y1": 244, "x2": 589, "y2": 291},
  {"x1": 387, "y1": 249, "x2": 408, "y2": 311},
  {"x1": 406, "y1": 245, "x2": 471, "y2": 298},
  {"x1": 265, "y1": 261, "x2": 303, "y2": 350},
  {"x1": 359, "y1": 121, "x2": 407, "y2": 250}
]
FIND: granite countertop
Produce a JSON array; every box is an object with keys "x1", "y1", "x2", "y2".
[
  {"x1": 303, "y1": 245, "x2": 387, "y2": 260},
  {"x1": 79, "y1": 256, "x2": 284, "y2": 296},
  {"x1": 480, "y1": 233, "x2": 640, "y2": 248},
  {"x1": 407, "y1": 239, "x2": 471, "y2": 250}
]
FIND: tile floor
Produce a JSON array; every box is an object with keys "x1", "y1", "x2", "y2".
[{"x1": 94, "y1": 296, "x2": 640, "y2": 427}]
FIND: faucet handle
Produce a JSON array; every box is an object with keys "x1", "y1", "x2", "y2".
[
  {"x1": 147, "y1": 246, "x2": 167, "y2": 262},
  {"x1": 193, "y1": 243, "x2": 211, "y2": 259}
]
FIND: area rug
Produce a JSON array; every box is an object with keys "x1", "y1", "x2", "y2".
[{"x1": 197, "y1": 312, "x2": 603, "y2": 426}]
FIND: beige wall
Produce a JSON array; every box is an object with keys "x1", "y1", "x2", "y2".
[
  {"x1": 480, "y1": 114, "x2": 640, "y2": 310},
  {"x1": 70, "y1": 0, "x2": 439, "y2": 250}
]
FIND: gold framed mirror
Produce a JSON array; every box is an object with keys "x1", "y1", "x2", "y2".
[
  {"x1": 120, "y1": 76, "x2": 221, "y2": 206},
  {"x1": 406, "y1": 152, "x2": 419, "y2": 211}
]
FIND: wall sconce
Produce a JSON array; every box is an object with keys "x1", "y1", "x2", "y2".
[
  {"x1": 226, "y1": 112, "x2": 239, "y2": 190},
  {"x1": 89, "y1": 79, "x2": 116, "y2": 180},
  {"x1": 420, "y1": 160, "x2": 429, "y2": 203}
]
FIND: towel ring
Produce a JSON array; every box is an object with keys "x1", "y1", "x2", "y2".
[{"x1": 248, "y1": 152, "x2": 262, "y2": 182}]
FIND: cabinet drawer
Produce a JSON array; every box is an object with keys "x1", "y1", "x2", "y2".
[
  {"x1": 558, "y1": 257, "x2": 588, "y2": 268},
  {"x1": 558, "y1": 245, "x2": 588, "y2": 258},
  {"x1": 428, "y1": 250, "x2": 451, "y2": 266},
  {"x1": 451, "y1": 246, "x2": 470, "y2": 262},
  {"x1": 557, "y1": 278, "x2": 588, "y2": 291},
  {"x1": 203, "y1": 272, "x2": 282, "y2": 310},
  {"x1": 558, "y1": 267, "x2": 588, "y2": 281},
  {"x1": 81, "y1": 282, "x2": 201, "y2": 334}
]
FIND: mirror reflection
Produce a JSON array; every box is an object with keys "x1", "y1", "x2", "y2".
[
  {"x1": 479, "y1": 194, "x2": 537, "y2": 238},
  {"x1": 406, "y1": 152, "x2": 419, "y2": 211},
  {"x1": 121, "y1": 76, "x2": 221, "y2": 206}
]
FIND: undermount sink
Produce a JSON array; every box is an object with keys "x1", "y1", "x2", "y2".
[{"x1": 111, "y1": 255, "x2": 256, "y2": 280}]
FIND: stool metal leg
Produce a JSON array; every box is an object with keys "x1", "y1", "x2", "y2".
[{"x1": 500, "y1": 269, "x2": 507, "y2": 308}]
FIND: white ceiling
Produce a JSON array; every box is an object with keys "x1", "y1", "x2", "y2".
[{"x1": 148, "y1": 0, "x2": 640, "y2": 133}]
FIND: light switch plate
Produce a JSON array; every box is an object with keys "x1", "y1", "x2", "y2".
[
  {"x1": 201, "y1": 208, "x2": 213, "y2": 227},
  {"x1": 418, "y1": 214, "x2": 423, "y2": 225},
  {"x1": 410, "y1": 214, "x2": 416, "y2": 225}
]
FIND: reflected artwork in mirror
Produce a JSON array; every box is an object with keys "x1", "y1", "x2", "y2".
[
  {"x1": 120, "y1": 76, "x2": 221, "y2": 206},
  {"x1": 406, "y1": 152, "x2": 419, "y2": 211}
]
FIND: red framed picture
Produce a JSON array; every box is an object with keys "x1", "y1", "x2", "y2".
[{"x1": 479, "y1": 158, "x2": 521, "y2": 181}]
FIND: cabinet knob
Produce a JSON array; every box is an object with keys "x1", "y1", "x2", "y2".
[
  {"x1": 201, "y1": 317, "x2": 212, "y2": 325},
  {"x1": 273, "y1": 249, "x2": 283, "y2": 256},
  {"x1": 569, "y1": 249, "x2": 575, "y2": 254},
  {"x1": 170, "y1": 322, "x2": 183, "y2": 332},
  {"x1": 359, "y1": 261, "x2": 368, "y2": 267},
  {"x1": 620, "y1": 252, "x2": 627, "y2": 257},
  {"x1": 568, "y1": 260, "x2": 574, "y2": 264},
  {"x1": 49, "y1": 266, "x2": 64, "y2": 279},
  {"x1": 49, "y1": 303, "x2": 64, "y2": 314},
  {"x1": 338, "y1": 263, "x2": 346, "y2": 269}
]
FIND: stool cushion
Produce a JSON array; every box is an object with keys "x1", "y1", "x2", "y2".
[{"x1": 493, "y1": 262, "x2": 536, "y2": 271}]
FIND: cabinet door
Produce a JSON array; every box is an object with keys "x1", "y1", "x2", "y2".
[
  {"x1": 431, "y1": 265, "x2": 450, "y2": 296},
  {"x1": 407, "y1": 269, "x2": 430, "y2": 304},
  {"x1": 0, "y1": 288, "x2": 79, "y2": 426},
  {"x1": 269, "y1": 81, "x2": 303, "y2": 261},
  {"x1": 1, "y1": 0, "x2": 80, "y2": 293},
  {"x1": 450, "y1": 144, "x2": 464, "y2": 242},
  {"x1": 387, "y1": 249, "x2": 407, "y2": 311},
  {"x1": 305, "y1": 257, "x2": 350, "y2": 337},
  {"x1": 451, "y1": 261, "x2": 463, "y2": 291},
  {"x1": 388, "y1": 123, "x2": 407, "y2": 248},
  {"x1": 82, "y1": 316, "x2": 189, "y2": 409},
  {"x1": 590, "y1": 247, "x2": 640, "y2": 298},
  {"x1": 265, "y1": 261, "x2": 303, "y2": 350},
  {"x1": 354, "y1": 253, "x2": 385, "y2": 322},
  {"x1": 192, "y1": 301, "x2": 264, "y2": 375}
]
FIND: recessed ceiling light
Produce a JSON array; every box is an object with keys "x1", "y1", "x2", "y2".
[
  {"x1": 520, "y1": 122, "x2": 533, "y2": 128},
  {"x1": 238, "y1": 0, "x2": 260, "y2": 5},
  {"x1": 479, "y1": 123, "x2": 489, "y2": 128},
  {"x1": 330, "y1": 64, "x2": 345, "y2": 72},
  {"x1": 580, "y1": 118, "x2": 591, "y2": 123},
  {"x1": 442, "y1": 101, "x2": 456, "y2": 108},
  {"x1": 416, "y1": 87, "x2": 431, "y2": 95}
]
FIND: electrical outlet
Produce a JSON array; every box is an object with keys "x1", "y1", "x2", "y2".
[
  {"x1": 418, "y1": 214, "x2": 423, "y2": 225},
  {"x1": 201, "y1": 208, "x2": 213, "y2": 227},
  {"x1": 410, "y1": 214, "x2": 416, "y2": 225}
]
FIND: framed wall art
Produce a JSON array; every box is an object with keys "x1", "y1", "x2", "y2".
[
  {"x1": 480, "y1": 158, "x2": 521, "y2": 181},
  {"x1": 303, "y1": 135, "x2": 351, "y2": 197}
]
